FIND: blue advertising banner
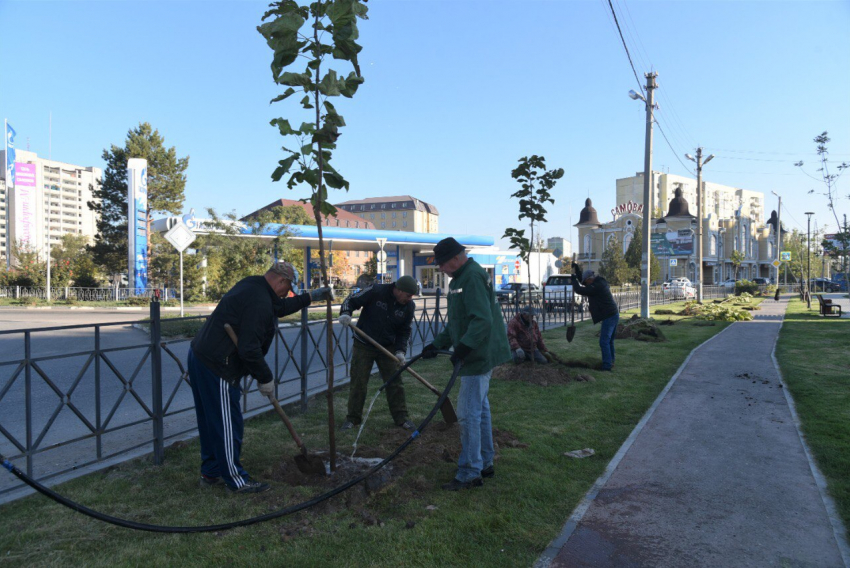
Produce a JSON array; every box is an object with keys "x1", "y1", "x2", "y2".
[
  {"x1": 127, "y1": 159, "x2": 148, "y2": 291},
  {"x1": 4, "y1": 121, "x2": 16, "y2": 188}
]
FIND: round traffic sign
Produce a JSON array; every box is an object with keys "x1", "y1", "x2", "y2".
[{"x1": 377, "y1": 251, "x2": 387, "y2": 262}]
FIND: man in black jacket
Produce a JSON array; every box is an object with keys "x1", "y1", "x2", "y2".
[
  {"x1": 337, "y1": 275, "x2": 418, "y2": 431},
  {"x1": 571, "y1": 263, "x2": 619, "y2": 371},
  {"x1": 188, "y1": 261, "x2": 331, "y2": 493}
]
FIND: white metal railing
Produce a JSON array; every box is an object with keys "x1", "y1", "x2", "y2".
[{"x1": 0, "y1": 287, "x2": 176, "y2": 302}]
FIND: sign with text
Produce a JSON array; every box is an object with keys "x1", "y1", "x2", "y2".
[
  {"x1": 611, "y1": 200, "x2": 643, "y2": 219},
  {"x1": 780, "y1": 251, "x2": 791, "y2": 261},
  {"x1": 127, "y1": 159, "x2": 149, "y2": 291},
  {"x1": 650, "y1": 231, "x2": 693, "y2": 256},
  {"x1": 13, "y1": 162, "x2": 37, "y2": 247}
]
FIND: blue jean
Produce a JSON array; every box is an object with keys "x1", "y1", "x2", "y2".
[
  {"x1": 599, "y1": 313, "x2": 619, "y2": 370},
  {"x1": 455, "y1": 371, "x2": 495, "y2": 483}
]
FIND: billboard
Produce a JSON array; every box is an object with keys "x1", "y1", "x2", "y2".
[
  {"x1": 127, "y1": 159, "x2": 148, "y2": 291},
  {"x1": 650, "y1": 230, "x2": 694, "y2": 256},
  {"x1": 13, "y1": 162, "x2": 37, "y2": 247},
  {"x1": 5, "y1": 121, "x2": 16, "y2": 188}
]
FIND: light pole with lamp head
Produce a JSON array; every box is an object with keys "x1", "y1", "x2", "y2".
[
  {"x1": 805, "y1": 212, "x2": 814, "y2": 308},
  {"x1": 685, "y1": 149, "x2": 714, "y2": 303},
  {"x1": 629, "y1": 71, "x2": 658, "y2": 318},
  {"x1": 771, "y1": 191, "x2": 782, "y2": 286}
]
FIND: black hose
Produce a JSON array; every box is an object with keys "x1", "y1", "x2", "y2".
[{"x1": 0, "y1": 351, "x2": 459, "y2": 533}]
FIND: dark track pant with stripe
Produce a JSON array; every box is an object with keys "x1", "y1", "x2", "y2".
[{"x1": 187, "y1": 348, "x2": 249, "y2": 490}]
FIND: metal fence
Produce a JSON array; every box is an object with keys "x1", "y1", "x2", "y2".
[
  {"x1": 0, "y1": 284, "x2": 731, "y2": 499},
  {"x1": 0, "y1": 286, "x2": 177, "y2": 302}
]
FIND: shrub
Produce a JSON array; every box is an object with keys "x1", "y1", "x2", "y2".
[{"x1": 735, "y1": 280, "x2": 759, "y2": 296}]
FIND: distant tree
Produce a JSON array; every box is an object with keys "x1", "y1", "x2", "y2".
[
  {"x1": 88, "y1": 122, "x2": 189, "y2": 273},
  {"x1": 624, "y1": 221, "x2": 661, "y2": 284},
  {"x1": 249, "y1": 204, "x2": 318, "y2": 226},
  {"x1": 730, "y1": 250, "x2": 745, "y2": 279},
  {"x1": 6, "y1": 241, "x2": 45, "y2": 287},
  {"x1": 796, "y1": 131, "x2": 849, "y2": 289},
  {"x1": 50, "y1": 234, "x2": 102, "y2": 287},
  {"x1": 363, "y1": 254, "x2": 377, "y2": 277},
  {"x1": 148, "y1": 232, "x2": 206, "y2": 301},
  {"x1": 598, "y1": 237, "x2": 630, "y2": 286}
]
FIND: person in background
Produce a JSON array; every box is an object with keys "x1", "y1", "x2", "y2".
[
  {"x1": 571, "y1": 263, "x2": 619, "y2": 371},
  {"x1": 507, "y1": 306, "x2": 550, "y2": 364}
]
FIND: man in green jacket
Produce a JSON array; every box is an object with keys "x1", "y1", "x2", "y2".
[{"x1": 422, "y1": 237, "x2": 511, "y2": 491}]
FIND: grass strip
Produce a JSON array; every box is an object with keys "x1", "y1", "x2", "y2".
[
  {"x1": 775, "y1": 298, "x2": 850, "y2": 531},
  {"x1": 0, "y1": 302, "x2": 729, "y2": 566}
]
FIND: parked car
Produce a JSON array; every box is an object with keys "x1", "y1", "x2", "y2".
[
  {"x1": 808, "y1": 278, "x2": 841, "y2": 293},
  {"x1": 719, "y1": 278, "x2": 737, "y2": 288},
  {"x1": 752, "y1": 277, "x2": 771, "y2": 286},
  {"x1": 495, "y1": 283, "x2": 539, "y2": 303},
  {"x1": 663, "y1": 277, "x2": 696, "y2": 299},
  {"x1": 542, "y1": 274, "x2": 574, "y2": 309}
]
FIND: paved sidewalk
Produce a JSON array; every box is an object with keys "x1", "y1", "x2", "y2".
[{"x1": 540, "y1": 297, "x2": 848, "y2": 567}]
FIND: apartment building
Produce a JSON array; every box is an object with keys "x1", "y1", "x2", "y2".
[
  {"x1": 335, "y1": 195, "x2": 439, "y2": 233},
  {"x1": 0, "y1": 149, "x2": 101, "y2": 261}
]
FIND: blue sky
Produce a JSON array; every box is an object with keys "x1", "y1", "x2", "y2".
[{"x1": 2, "y1": 0, "x2": 849, "y2": 249}]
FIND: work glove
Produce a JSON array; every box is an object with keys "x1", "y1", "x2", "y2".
[
  {"x1": 513, "y1": 348, "x2": 526, "y2": 360},
  {"x1": 571, "y1": 261, "x2": 581, "y2": 277},
  {"x1": 339, "y1": 313, "x2": 352, "y2": 327},
  {"x1": 395, "y1": 351, "x2": 406, "y2": 365},
  {"x1": 450, "y1": 344, "x2": 473, "y2": 367},
  {"x1": 421, "y1": 343, "x2": 438, "y2": 359},
  {"x1": 258, "y1": 380, "x2": 275, "y2": 397},
  {"x1": 310, "y1": 287, "x2": 334, "y2": 303}
]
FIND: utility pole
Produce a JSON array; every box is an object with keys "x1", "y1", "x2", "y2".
[
  {"x1": 686, "y1": 148, "x2": 714, "y2": 302},
  {"x1": 806, "y1": 212, "x2": 814, "y2": 308},
  {"x1": 629, "y1": 72, "x2": 658, "y2": 318}
]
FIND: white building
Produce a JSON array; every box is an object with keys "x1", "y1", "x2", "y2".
[
  {"x1": 546, "y1": 236, "x2": 572, "y2": 258},
  {"x1": 616, "y1": 171, "x2": 765, "y2": 226},
  {"x1": 0, "y1": 149, "x2": 101, "y2": 261}
]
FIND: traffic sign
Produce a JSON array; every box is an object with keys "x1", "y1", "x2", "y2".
[
  {"x1": 780, "y1": 251, "x2": 791, "y2": 261},
  {"x1": 552, "y1": 247, "x2": 563, "y2": 258},
  {"x1": 164, "y1": 221, "x2": 196, "y2": 253},
  {"x1": 377, "y1": 261, "x2": 387, "y2": 274},
  {"x1": 376, "y1": 250, "x2": 387, "y2": 262},
  {"x1": 669, "y1": 258, "x2": 678, "y2": 266},
  {"x1": 772, "y1": 260, "x2": 781, "y2": 268}
]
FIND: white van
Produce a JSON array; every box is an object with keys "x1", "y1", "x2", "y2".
[{"x1": 543, "y1": 274, "x2": 574, "y2": 308}]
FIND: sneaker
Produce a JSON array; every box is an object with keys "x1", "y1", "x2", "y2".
[
  {"x1": 441, "y1": 477, "x2": 483, "y2": 491},
  {"x1": 399, "y1": 419, "x2": 416, "y2": 431},
  {"x1": 227, "y1": 478, "x2": 271, "y2": 494},
  {"x1": 340, "y1": 421, "x2": 356, "y2": 430},
  {"x1": 199, "y1": 474, "x2": 222, "y2": 489},
  {"x1": 481, "y1": 465, "x2": 495, "y2": 479}
]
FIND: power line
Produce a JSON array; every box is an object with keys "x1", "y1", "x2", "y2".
[
  {"x1": 605, "y1": 0, "x2": 644, "y2": 93},
  {"x1": 655, "y1": 118, "x2": 695, "y2": 175},
  {"x1": 705, "y1": 147, "x2": 850, "y2": 156}
]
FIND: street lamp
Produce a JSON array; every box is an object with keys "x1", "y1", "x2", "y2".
[
  {"x1": 630, "y1": 72, "x2": 658, "y2": 318},
  {"x1": 805, "y1": 212, "x2": 814, "y2": 308},
  {"x1": 685, "y1": 149, "x2": 714, "y2": 303},
  {"x1": 771, "y1": 191, "x2": 782, "y2": 286}
]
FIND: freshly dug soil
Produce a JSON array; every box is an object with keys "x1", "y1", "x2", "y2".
[
  {"x1": 602, "y1": 315, "x2": 667, "y2": 342},
  {"x1": 492, "y1": 362, "x2": 595, "y2": 385}
]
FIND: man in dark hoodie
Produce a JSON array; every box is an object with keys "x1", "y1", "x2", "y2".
[
  {"x1": 188, "y1": 261, "x2": 332, "y2": 494},
  {"x1": 571, "y1": 262, "x2": 619, "y2": 371}
]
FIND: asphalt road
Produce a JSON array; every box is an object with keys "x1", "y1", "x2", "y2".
[{"x1": 0, "y1": 306, "x2": 449, "y2": 500}]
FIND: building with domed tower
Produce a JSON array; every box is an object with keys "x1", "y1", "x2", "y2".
[{"x1": 575, "y1": 172, "x2": 784, "y2": 285}]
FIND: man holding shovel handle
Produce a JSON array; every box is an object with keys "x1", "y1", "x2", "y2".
[
  {"x1": 187, "y1": 261, "x2": 332, "y2": 493},
  {"x1": 337, "y1": 275, "x2": 419, "y2": 431}
]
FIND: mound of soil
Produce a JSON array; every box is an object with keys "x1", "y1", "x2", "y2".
[
  {"x1": 492, "y1": 362, "x2": 595, "y2": 385},
  {"x1": 605, "y1": 315, "x2": 667, "y2": 342}
]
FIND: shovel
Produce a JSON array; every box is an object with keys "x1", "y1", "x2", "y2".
[
  {"x1": 567, "y1": 254, "x2": 578, "y2": 343},
  {"x1": 224, "y1": 324, "x2": 325, "y2": 475},
  {"x1": 349, "y1": 325, "x2": 458, "y2": 425}
]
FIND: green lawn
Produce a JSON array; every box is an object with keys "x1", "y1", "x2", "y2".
[
  {"x1": 775, "y1": 298, "x2": 850, "y2": 530},
  {"x1": 0, "y1": 303, "x2": 731, "y2": 566}
]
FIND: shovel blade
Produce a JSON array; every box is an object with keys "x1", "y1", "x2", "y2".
[
  {"x1": 566, "y1": 325, "x2": 576, "y2": 343},
  {"x1": 294, "y1": 453, "x2": 326, "y2": 476},
  {"x1": 441, "y1": 398, "x2": 459, "y2": 425}
]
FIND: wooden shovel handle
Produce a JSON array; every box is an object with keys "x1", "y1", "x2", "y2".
[
  {"x1": 350, "y1": 325, "x2": 443, "y2": 398},
  {"x1": 224, "y1": 323, "x2": 305, "y2": 452}
]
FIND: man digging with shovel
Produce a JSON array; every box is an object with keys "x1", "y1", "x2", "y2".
[
  {"x1": 188, "y1": 261, "x2": 332, "y2": 494},
  {"x1": 571, "y1": 262, "x2": 619, "y2": 372},
  {"x1": 337, "y1": 275, "x2": 419, "y2": 431}
]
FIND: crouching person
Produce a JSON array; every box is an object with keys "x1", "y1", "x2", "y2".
[
  {"x1": 187, "y1": 262, "x2": 332, "y2": 494},
  {"x1": 507, "y1": 306, "x2": 549, "y2": 364}
]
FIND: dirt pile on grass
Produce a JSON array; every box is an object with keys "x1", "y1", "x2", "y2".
[
  {"x1": 492, "y1": 362, "x2": 595, "y2": 385},
  {"x1": 601, "y1": 315, "x2": 667, "y2": 342}
]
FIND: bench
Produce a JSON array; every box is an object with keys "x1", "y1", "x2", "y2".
[{"x1": 815, "y1": 294, "x2": 842, "y2": 317}]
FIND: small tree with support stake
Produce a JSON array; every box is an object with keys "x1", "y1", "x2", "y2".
[
  {"x1": 259, "y1": 0, "x2": 368, "y2": 471},
  {"x1": 502, "y1": 155, "x2": 563, "y2": 364}
]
